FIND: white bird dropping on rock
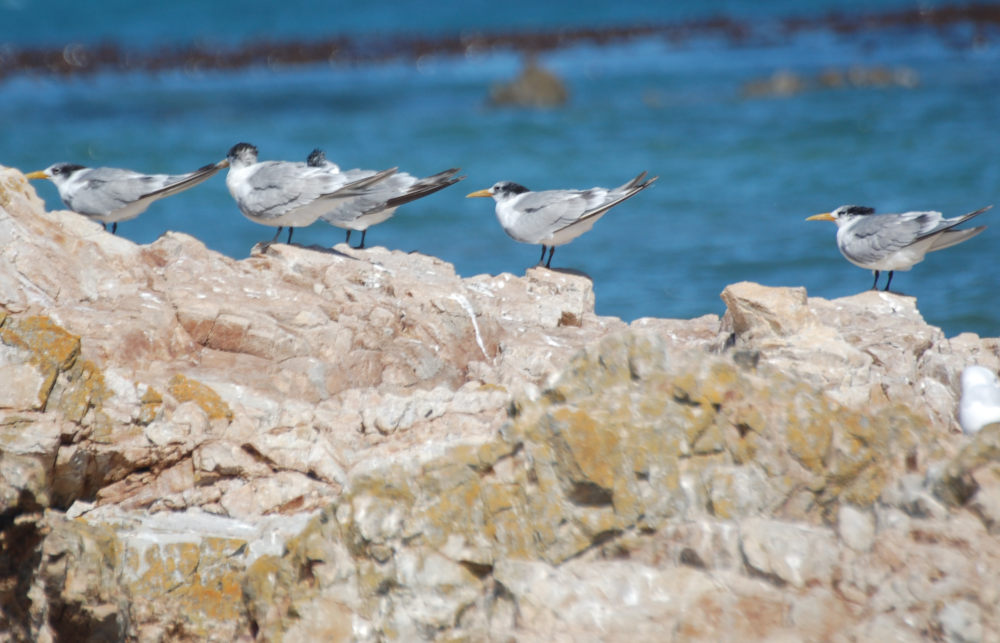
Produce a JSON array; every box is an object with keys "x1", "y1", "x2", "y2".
[{"x1": 959, "y1": 365, "x2": 1000, "y2": 435}]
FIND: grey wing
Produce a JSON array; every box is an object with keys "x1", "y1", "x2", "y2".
[
  {"x1": 513, "y1": 191, "x2": 594, "y2": 240},
  {"x1": 141, "y1": 162, "x2": 223, "y2": 202},
  {"x1": 113, "y1": 162, "x2": 223, "y2": 220},
  {"x1": 319, "y1": 167, "x2": 397, "y2": 199},
  {"x1": 318, "y1": 170, "x2": 408, "y2": 223},
  {"x1": 240, "y1": 162, "x2": 328, "y2": 217},
  {"x1": 545, "y1": 179, "x2": 653, "y2": 233},
  {"x1": 64, "y1": 168, "x2": 157, "y2": 218},
  {"x1": 382, "y1": 169, "x2": 463, "y2": 209},
  {"x1": 839, "y1": 214, "x2": 926, "y2": 264},
  {"x1": 71, "y1": 164, "x2": 222, "y2": 221},
  {"x1": 919, "y1": 205, "x2": 991, "y2": 250},
  {"x1": 330, "y1": 168, "x2": 461, "y2": 215}
]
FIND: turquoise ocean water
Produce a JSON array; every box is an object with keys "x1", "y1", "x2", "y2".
[{"x1": 3, "y1": 1, "x2": 999, "y2": 336}]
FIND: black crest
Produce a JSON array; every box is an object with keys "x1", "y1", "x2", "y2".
[
  {"x1": 840, "y1": 205, "x2": 876, "y2": 216},
  {"x1": 307, "y1": 149, "x2": 327, "y2": 167},
  {"x1": 50, "y1": 162, "x2": 86, "y2": 176},
  {"x1": 227, "y1": 142, "x2": 258, "y2": 160},
  {"x1": 494, "y1": 181, "x2": 529, "y2": 196}
]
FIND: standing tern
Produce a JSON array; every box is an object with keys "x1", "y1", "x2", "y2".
[
  {"x1": 25, "y1": 159, "x2": 226, "y2": 234},
  {"x1": 807, "y1": 204, "x2": 991, "y2": 291},
  {"x1": 307, "y1": 149, "x2": 464, "y2": 249},
  {"x1": 466, "y1": 171, "x2": 657, "y2": 268},
  {"x1": 224, "y1": 143, "x2": 397, "y2": 244}
]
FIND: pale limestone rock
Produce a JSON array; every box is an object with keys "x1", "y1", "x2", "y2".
[
  {"x1": 193, "y1": 439, "x2": 272, "y2": 478},
  {"x1": 0, "y1": 362, "x2": 46, "y2": 409},
  {"x1": 0, "y1": 413, "x2": 62, "y2": 512},
  {"x1": 968, "y1": 465, "x2": 1000, "y2": 532},
  {"x1": 936, "y1": 600, "x2": 984, "y2": 643},
  {"x1": 495, "y1": 559, "x2": 789, "y2": 641},
  {"x1": 3, "y1": 164, "x2": 1000, "y2": 640},
  {"x1": 837, "y1": 503, "x2": 876, "y2": 552},
  {"x1": 739, "y1": 518, "x2": 837, "y2": 587},
  {"x1": 721, "y1": 281, "x2": 816, "y2": 338},
  {"x1": 246, "y1": 423, "x2": 347, "y2": 486}
]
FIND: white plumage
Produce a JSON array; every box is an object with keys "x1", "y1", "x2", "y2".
[
  {"x1": 307, "y1": 149, "x2": 463, "y2": 248},
  {"x1": 27, "y1": 159, "x2": 226, "y2": 234},
  {"x1": 224, "y1": 142, "x2": 396, "y2": 243},
  {"x1": 808, "y1": 204, "x2": 991, "y2": 291},
  {"x1": 467, "y1": 171, "x2": 656, "y2": 268}
]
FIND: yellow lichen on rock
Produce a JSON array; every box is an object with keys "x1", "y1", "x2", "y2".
[
  {"x1": 137, "y1": 386, "x2": 163, "y2": 425},
  {"x1": 167, "y1": 374, "x2": 232, "y2": 421},
  {"x1": 0, "y1": 315, "x2": 81, "y2": 409}
]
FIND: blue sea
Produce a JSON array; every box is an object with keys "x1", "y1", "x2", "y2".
[{"x1": 3, "y1": 1, "x2": 999, "y2": 337}]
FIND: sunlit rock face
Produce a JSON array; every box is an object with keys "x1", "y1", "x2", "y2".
[{"x1": 2, "y1": 165, "x2": 999, "y2": 641}]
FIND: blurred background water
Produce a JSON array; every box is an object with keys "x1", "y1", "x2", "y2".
[{"x1": 3, "y1": 0, "x2": 999, "y2": 336}]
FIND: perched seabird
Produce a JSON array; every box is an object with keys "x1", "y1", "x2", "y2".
[
  {"x1": 807, "y1": 204, "x2": 991, "y2": 291},
  {"x1": 307, "y1": 149, "x2": 463, "y2": 249},
  {"x1": 26, "y1": 159, "x2": 226, "y2": 234},
  {"x1": 466, "y1": 171, "x2": 656, "y2": 268},
  {"x1": 224, "y1": 143, "x2": 396, "y2": 244}
]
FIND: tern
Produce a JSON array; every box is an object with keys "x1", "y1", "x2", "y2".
[
  {"x1": 807, "y1": 204, "x2": 991, "y2": 291},
  {"x1": 307, "y1": 149, "x2": 464, "y2": 249},
  {"x1": 959, "y1": 365, "x2": 1000, "y2": 435},
  {"x1": 224, "y1": 143, "x2": 397, "y2": 244},
  {"x1": 466, "y1": 171, "x2": 657, "y2": 268},
  {"x1": 26, "y1": 159, "x2": 226, "y2": 234}
]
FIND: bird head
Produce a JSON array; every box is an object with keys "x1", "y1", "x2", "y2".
[
  {"x1": 466, "y1": 181, "x2": 529, "y2": 201},
  {"x1": 807, "y1": 205, "x2": 875, "y2": 223},
  {"x1": 25, "y1": 163, "x2": 86, "y2": 186},
  {"x1": 306, "y1": 149, "x2": 327, "y2": 167},
  {"x1": 226, "y1": 142, "x2": 259, "y2": 168}
]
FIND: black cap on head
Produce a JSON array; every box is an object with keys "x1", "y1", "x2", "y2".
[
  {"x1": 227, "y1": 142, "x2": 258, "y2": 162},
  {"x1": 493, "y1": 181, "x2": 529, "y2": 196},
  {"x1": 838, "y1": 205, "x2": 876, "y2": 216},
  {"x1": 49, "y1": 162, "x2": 87, "y2": 177},
  {"x1": 307, "y1": 149, "x2": 327, "y2": 167}
]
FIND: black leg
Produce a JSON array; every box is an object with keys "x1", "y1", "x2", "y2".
[
  {"x1": 357, "y1": 230, "x2": 366, "y2": 249},
  {"x1": 271, "y1": 226, "x2": 283, "y2": 242},
  {"x1": 111, "y1": 222, "x2": 118, "y2": 235},
  {"x1": 545, "y1": 246, "x2": 555, "y2": 268},
  {"x1": 345, "y1": 230, "x2": 351, "y2": 245},
  {"x1": 538, "y1": 245, "x2": 547, "y2": 265},
  {"x1": 884, "y1": 271, "x2": 894, "y2": 292},
  {"x1": 870, "y1": 270, "x2": 880, "y2": 290},
  {"x1": 287, "y1": 227, "x2": 294, "y2": 244}
]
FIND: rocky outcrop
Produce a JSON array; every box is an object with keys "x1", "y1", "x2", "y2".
[
  {"x1": 488, "y1": 57, "x2": 569, "y2": 108},
  {"x1": 1, "y1": 164, "x2": 999, "y2": 641},
  {"x1": 742, "y1": 66, "x2": 919, "y2": 98}
]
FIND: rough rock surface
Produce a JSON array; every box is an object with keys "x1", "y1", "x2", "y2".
[{"x1": 1, "y1": 164, "x2": 999, "y2": 641}]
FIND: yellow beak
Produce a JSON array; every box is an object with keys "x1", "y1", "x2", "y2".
[
  {"x1": 806, "y1": 212, "x2": 835, "y2": 222},
  {"x1": 25, "y1": 170, "x2": 49, "y2": 180},
  {"x1": 466, "y1": 189, "x2": 493, "y2": 198},
  {"x1": 216, "y1": 159, "x2": 230, "y2": 169}
]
